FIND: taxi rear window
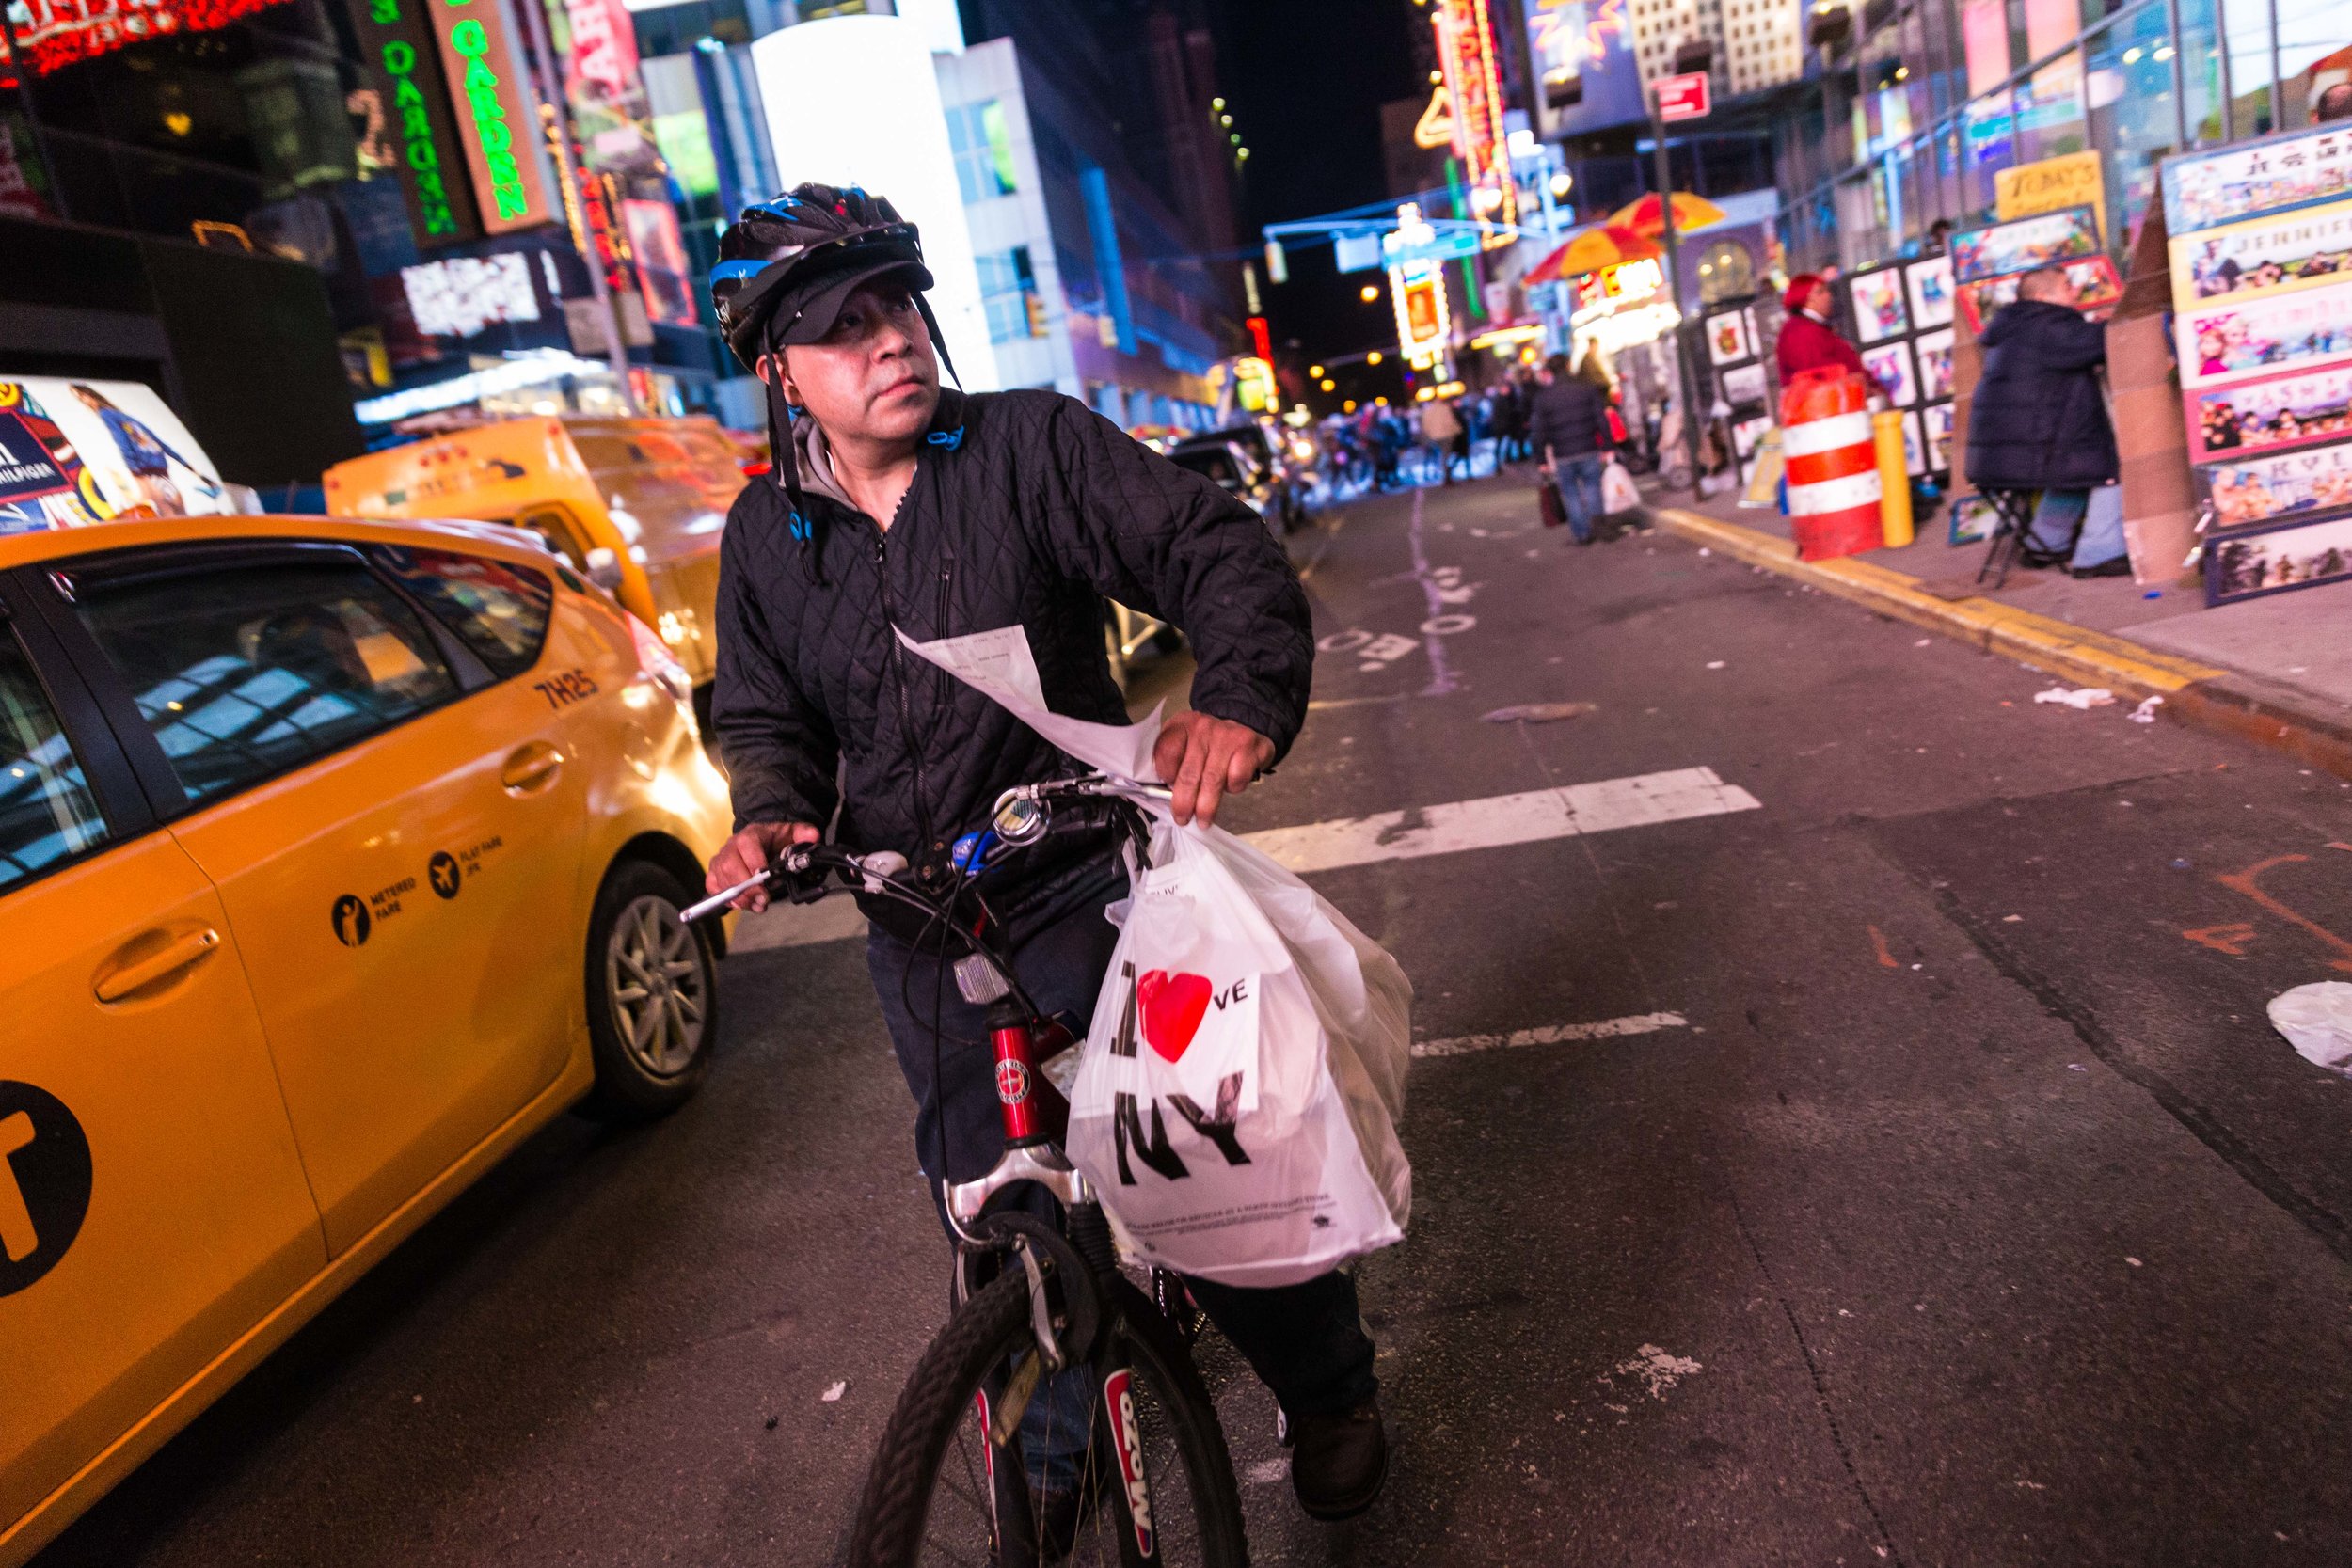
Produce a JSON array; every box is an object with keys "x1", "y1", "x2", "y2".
[{"x1": 371, "y1": 546, "x2": 552, "y2": 679}]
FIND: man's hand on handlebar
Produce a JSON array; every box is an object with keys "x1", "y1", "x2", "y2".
[
  {"x1": 1152, "y1": 710, "x2": 1275, "y2": 829},
  {"x1": 707, "y1": 821, "x2": 821, "y2": 912}
]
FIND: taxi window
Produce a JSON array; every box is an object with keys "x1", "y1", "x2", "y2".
[
  {"x1": 371, "y1": 546, "x2": 552, "y2": 679},
  {"x1": 74, "y1": 562, "x2": 459, "y2": 807},
  {"x1": 0, "y1": 633, "x2": 108, "y2": 891}
]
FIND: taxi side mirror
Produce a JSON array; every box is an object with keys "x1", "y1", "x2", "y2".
[{"x1": 583, "y1": 546, "x2": 626, "y2": 593}]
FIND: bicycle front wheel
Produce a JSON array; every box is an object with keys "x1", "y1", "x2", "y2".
[{"x1": 847, "y1": 1270, "x2": 1248, "y2": 1567}]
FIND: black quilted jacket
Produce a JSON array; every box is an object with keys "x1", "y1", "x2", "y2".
[{"x1": 710, "y1": 388, "x2": 1313, "y2": 925}]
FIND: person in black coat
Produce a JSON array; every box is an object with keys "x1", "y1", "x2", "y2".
[
  {"x1": 1527, "y1": 353, "x2": 1616, "y2": 544},
  {"x1": 1964, "y1": 267, "x2": 2128, "y2": 575}
]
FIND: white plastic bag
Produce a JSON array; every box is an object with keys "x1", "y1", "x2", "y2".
[
  {"x1": 1066, "y1": 817, "x2": 1412, "y2": 1288},
  {"x1": 1601, "y1": 456, "x2": 1642, "y2": 515},
  {"x1": 2269, "y1": 981, "x2": 2352, "y2": 1076},
  {"x1": 896, "y1": 625, "x2": 1414, "y2": 1289}
]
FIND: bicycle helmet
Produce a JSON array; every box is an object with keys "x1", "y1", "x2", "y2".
[{"x1": 710, "y1": 183, "x2": 964, "y2": 579}]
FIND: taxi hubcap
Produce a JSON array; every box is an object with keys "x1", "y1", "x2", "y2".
[{"x1": 608, "y1": 895, "x2": 707, "y2": 1077}]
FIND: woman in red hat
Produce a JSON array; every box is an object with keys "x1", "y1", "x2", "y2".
[{"x1": 1776, "y1": 274, "x2": 1865, "y2": 380}]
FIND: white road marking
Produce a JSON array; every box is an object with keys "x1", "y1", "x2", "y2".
[
  {"x1": 733, "y1": 768, "x2": 1760, "y2": 951},
  {"x1": 1245, "y1": 768, "x2": 1760, "y2": 876},
  {"x1": 1410, "y1": 1011, "x2": 1689, "y2": 1059}
]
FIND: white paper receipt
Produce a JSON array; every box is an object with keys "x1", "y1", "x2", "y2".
[{"x1": 897, "y1": 624, "x2": 1165, "y2": 784}]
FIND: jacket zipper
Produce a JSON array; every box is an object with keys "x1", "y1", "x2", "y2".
[{"x1": 874, "y1": 527, "x2": 940, "y2": 878}]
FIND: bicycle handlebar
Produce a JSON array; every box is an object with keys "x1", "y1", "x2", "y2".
[{"x1": 681, "y1": 776, "x2": 1164, "y2": 927}]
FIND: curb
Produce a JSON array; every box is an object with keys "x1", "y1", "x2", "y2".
[{"x1": 1649, "y1": 505, "x2": 2352, "y2": 781}]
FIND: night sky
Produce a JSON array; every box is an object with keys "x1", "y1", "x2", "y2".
[{"x1": 1210, "y1": 0, "x2": 1422, "y2": 401}]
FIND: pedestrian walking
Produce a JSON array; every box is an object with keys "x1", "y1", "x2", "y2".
[
  {"x1": 1419, "y1": 395, "x2": 1465, "y2": 485},
  {"x1": 1775, "y1": 274, "x2": 1865, "y2": 382},
  {"x1": 1529, "y1": 352, "x2": 1615, "y2": 545},
  {"x1": 1963, "y1": 265, "x2": 2128, "y2": 577}
]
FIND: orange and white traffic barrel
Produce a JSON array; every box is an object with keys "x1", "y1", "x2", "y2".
[{"x1": 1780, "y1": 368, "x2": 1883, "y2": 560}]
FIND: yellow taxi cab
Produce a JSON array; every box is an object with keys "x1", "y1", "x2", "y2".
[
  {"x1": 0, "y1": 511, "x2": 734, "y2": 1564},
  {"x1": 323, "y1": 416, "x2": 748, "y2": 723}
]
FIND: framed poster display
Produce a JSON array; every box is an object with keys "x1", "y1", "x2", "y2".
[
  {"x1": 1731, "y1": 412, "x2": 1772, "y2": 458},
  {"x1": 1860, "y1": 339, "x2": 1918, "y2": 406},
  {"x1": 1904, "y1": 254, "x2": 1955, "y2": 328},
  {"x1": 1956, "y1": 255, "x2": 2122, "y2": 332},
  {"x1": 1951, "y1": 205, "x2": 2103, "y2": 282},
  {"x1": 2207, "y1": 511, "x2": 2352, "y2": 604},
  {"x1": 2169, "y1": 206, "x2": 2352, "y2": 309},
  {"x1": 2185, "y1": 362, "x2": 2352, "y2": 464},
  {"x1": 1949, "y1": 493, "x2": 1999, "y2": 545},
  {"x1": 2164, "y1": 123, "x2": 2352, "y2": 235},
  {"x1": 1900, "y1": 409, "x2": 1926, "y2": 475},
  {"x1": 2175, "y1": 280, "x2": 2352, "y2": 388},
  {"x1": 2195, "y1": 437, "x2": 2352, "y2": 530},
  {"x1": 1847, "y1": 263, "x2": 1910, "y2": 342},
  {"x1": 1720, "y1": 361, "x2": 1770, "y2": 406},
  {"x1": 1922, "y1": 400, "x2": 1955, "y2": 472},
  {"x1": 1915, "y1": 328, "x2": 1956, "y2": 400},
  {"x1": 1706, "y1": 309, "x2": 1755, "y2": 365}
]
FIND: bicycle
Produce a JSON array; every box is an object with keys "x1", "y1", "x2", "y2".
[{"x1": 689, "y1": 777, "x2": 1248, "y2": 1567}]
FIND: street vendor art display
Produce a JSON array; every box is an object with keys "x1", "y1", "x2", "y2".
[
  {"x1": 2169, "y1": 206, "x2": 2352, "y2": 307},
  {"x1": 2164, "y1": 124, "x2": 2352, "y2": 235},
  {"x1": 1846, "y1": 263, "x2": 1909, "y2": 342},
  {"x1": 1952, "y1": 205, "x2": 2103, "y2": 283},
  {"x1": 0, "y1": 376, "x2": 228, "y2": 532},
  {"x1": 1720, "y1": 360, "x2": 1769, "y2": 407},
  {"x1": 1956, "y1": 255, "x2": 2121, "y2": 332},
  {"x1": 1706, "y1": 308, "x2": 1754, "y2": 366},
  {"x1": 2207, "y1": 511, "x2": 2352, "y2": 604},
  {"x1": 1915, "y1": 327, "x2": 1956, "y2": 400},
  {"x1": 1901, "y1": 409, "x2": 1926, "y2": 476},
  {"x1": 2187, "y1": 363, "x2": 2352, "y2": 463},
  {"x1": 1922, "y1": 401, "x2": 1955, "y2": 472},
  {"x1": 1904, "y1": 254, "x2": 1954, "y2": 328},
  {"x1": 2165, "y1": 122, "x2": 2352, "y2": 607},
  {"x1": 2175, "y1": 286, "x2": 2352, "y2": 388},
  {"x1": 2194, "y1": 439, "x2": 2352, "y2": 530},
  {"x1": 1860, "y1": 339, "x2": 1917, "y2": 406}
]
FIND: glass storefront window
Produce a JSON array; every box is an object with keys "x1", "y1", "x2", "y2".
[
  {"x1": 2018, "y1": 46, "x2": 2090, "y2": 163},
  {"x1": 2174, "y1": 0, "x2": 2223, "y2": 144},
  {"x1": 2083, "y1": 5, "x2": 2180, "y2": 243}
]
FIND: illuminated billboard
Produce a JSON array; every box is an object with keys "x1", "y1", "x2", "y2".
[
  {"x1": 1433, "y1": 0, "x2": 1515, "y2": 239},
  {"x1": 751, "y1": 15, "x2": 998, "y2": 389},
  {"x1": 1526, "y1": 0, "x2": 1645, "y2": 137}
]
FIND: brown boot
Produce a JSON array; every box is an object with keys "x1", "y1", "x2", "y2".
[{"x1": 1287, "y1": 1399, "x2": 1388, "y2": 1521}]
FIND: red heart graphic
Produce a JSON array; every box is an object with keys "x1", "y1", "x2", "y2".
[{"x1": 1137, "y1": 970, "x2": 1212, "y2": 1063}]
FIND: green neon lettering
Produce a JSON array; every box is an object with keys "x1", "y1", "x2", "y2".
[{"x1": 382, "y1": 39, "x2": 414, "y2": 72}]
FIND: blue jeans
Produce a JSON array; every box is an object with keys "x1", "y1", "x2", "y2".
[
  {"x1": 866, "y1": 858, "x2": 1378, "y2": 1486},
  {"x1": 2025, "y1": 487, "x2": 2128, "y2": 569},
  {"x1": 1553, "y1": 453, "x2": 1604, "y2": 542}
]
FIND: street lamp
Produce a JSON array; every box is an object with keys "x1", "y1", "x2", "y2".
[{"x1": 1359, "y1": 284, "x2": 1380, "y2": 302}]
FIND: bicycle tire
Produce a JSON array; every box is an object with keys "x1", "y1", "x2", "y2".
[{"x1": 847, "y1": 1271, "x2": 1248, "y2": 1567}]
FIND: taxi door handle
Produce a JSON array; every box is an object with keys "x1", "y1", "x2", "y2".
[
  {"x1": 94, "y1": 927, "x2": 222, "y2": 1004},
  {"x1": 501, "y1": 741, "x2": 565, "y2": 795}
]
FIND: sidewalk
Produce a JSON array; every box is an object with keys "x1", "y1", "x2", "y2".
[{"x1": 1641, "y1": 480, "x2": 2352, "y2": 779}]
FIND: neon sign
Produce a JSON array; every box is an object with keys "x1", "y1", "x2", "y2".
[
  {"x1": 353, "y1": 0, "x2": 479, "y2": 243},
  {"x1": 1387, "y1": 203, "x2": 1453, "y2": 372},
  {"x1": 430, "y1": 0, "x2": 552, "y2": 233},
  {"x1": 0, "y1": 0, "x2": 292, "y2": 86},
  {"x1": 1433, "y1": 0, "x2": 1517, "y2": 242}
]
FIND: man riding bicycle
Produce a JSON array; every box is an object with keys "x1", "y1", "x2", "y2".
[{"x1": 701, "y1": 185, "x2": 1389, "y2": 1532}]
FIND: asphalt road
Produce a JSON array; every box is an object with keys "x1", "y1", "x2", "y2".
[{"x1": 39, "y1": 470, "x2": 2352, "y2": 1567}]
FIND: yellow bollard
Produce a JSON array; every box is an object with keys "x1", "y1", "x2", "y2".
[{"x1": 1872, "y1": 409, "x2": 1914, "y2": 547}]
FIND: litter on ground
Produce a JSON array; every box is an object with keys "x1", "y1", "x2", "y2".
[
  {"x1": 2268, "y1": 981, "x2": 2352, "y2": 1076},
  {"x1": 2034, "y1": 685, "x2": 2117, "y2": 710},
  {"x1": 1482, "y1": 702, "x2": 1597, "y2": 723}
]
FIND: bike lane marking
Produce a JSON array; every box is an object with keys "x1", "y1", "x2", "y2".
[{"x1": 733, "y1": 768, "x2": 1762, "y2": 951}]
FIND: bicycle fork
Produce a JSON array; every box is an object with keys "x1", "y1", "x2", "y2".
[{"x1": 961, "y1": 1004, "x2": 1164, "y2": 1566}]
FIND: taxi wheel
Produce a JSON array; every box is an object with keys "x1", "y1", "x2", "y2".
[{"x1": 581, "y1": 861, "x2": 719, "y2": 1122}]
